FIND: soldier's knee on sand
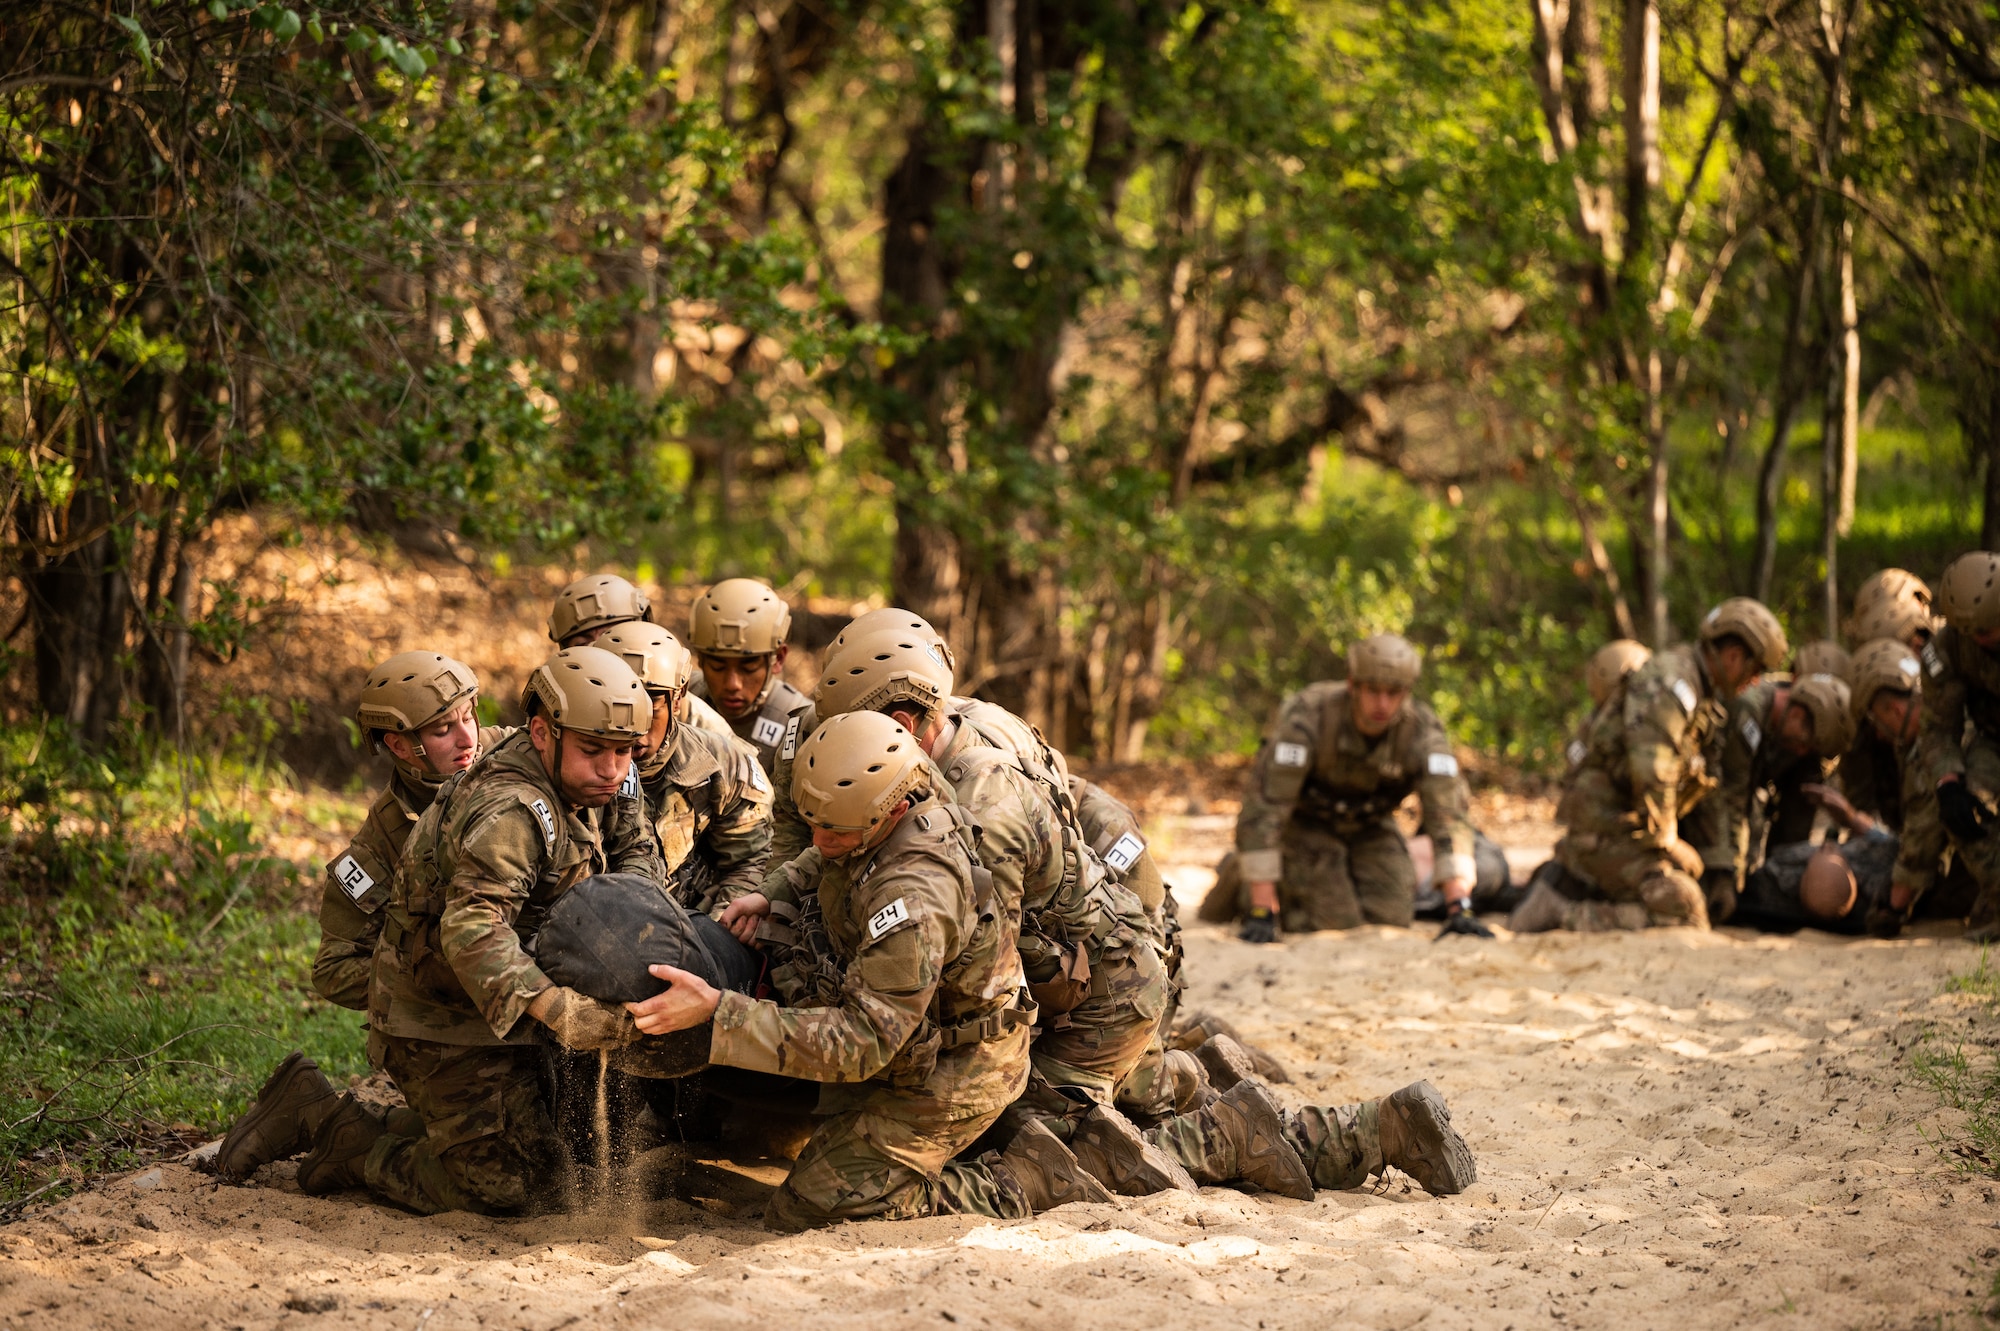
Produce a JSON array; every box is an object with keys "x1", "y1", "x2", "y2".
[{"x1": 1639, "y1": 869, "x2": 1710, "y2": 929}]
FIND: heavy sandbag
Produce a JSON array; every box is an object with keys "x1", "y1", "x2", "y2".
[{"x1": 536, "y1": 873, "x2": 762, "y2": 1079}]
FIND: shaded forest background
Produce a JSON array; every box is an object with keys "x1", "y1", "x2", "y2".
[{"x1": 6, "y1": 0, "x2": 2000, "y2": 773}]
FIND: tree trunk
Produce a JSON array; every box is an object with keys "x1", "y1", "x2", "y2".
[{"x1": 25, "y1": 511, "x2": 132, "y2": 748}]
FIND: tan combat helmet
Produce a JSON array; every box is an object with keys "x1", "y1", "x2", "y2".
[
  {"x1": 1850, "y1": 568, "x2": 1931, "y2": 623},
  {"x1": 829, "y1": 607, "x2": 956, "y2": 672},
  {"x1": 1940, "y1": 552, "x2": 2000, "y2": 634},
  {"x1": 356, "y1": 651, "x2": 479, "y2": 753},
  {"x1": 1849, "y1": 638, "x2": 1922, "y2": 720},
  {"x1": 1790, "y1": 640, "x2": 1853, "y2": 684},
  {"x1": 1585, "y1": 639, "x2": 1652, "y2": 706},
  {"x1": 1850, "y1": 595, "x2": 1935, "y2": 648},
  {"x1": 596, "y1": 623, "x2": 695, "y2": 700},
  {"x1": 548, "y1": 574, "x2": 652, "y2": 644},
  {"x1": 1699, "y1": 597, "x2": 1789, "y2": 671},
  {"x1": 815, "y1": 625, "x2": 955, "y2": 720},
  {"x1": 520, "y1": 646, "x2": 652, "y2": 740},
  {"x1": 688, "y1": 578, "x2": 792, "y2": 658},
  {"x1": 791, "y1": 711, "x2": 930, "y2": 833},
  {"x1": 1789, "y1": 673, "x2": 1855, "y2": 757},
  {"x1": 1348, "y1": 633, "x2": 1422, "y2": 690}
]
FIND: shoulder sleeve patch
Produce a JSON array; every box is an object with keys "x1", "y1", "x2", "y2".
[
  {"x1": 867, "y1": 897, "x2": 911, "y2": 940},
  {"x1": 752, "y1": 715, "x2": 785, "y2": 748},
  {"x1": 780, "y1": 714, "x2": 802, "y2": 760},
  {"x1": 1739, "y1": 716, "x2": 1763, "y2": 753},
  {"x1": 1671, "y1": 679, "x2": 1698, "y2": 714},
  {"x1": 742, "y1": 754, "x2": 770, "y2": 794},
  {"x1": 1273, "y1": 741, "x2": 1309, "y2": 768},
  {"x1": 1924, "y1": 641, "x2": 1945, "y2": 678},
  {"x1": 332, "y1": 854, "x2": 376, "y2": 902},
  {"x1": 1104, "y1": 832, "x2": 1146, "y2": 872},
  {"x1": 527, "y1": 798, "x2": 558, "y2": 851},
  {"x1": 619, "y1": 765, "x2": 641, "y2": 801},
  {"x1": 1426, "y1": 752, "x2": 1459, "y2": 777}
]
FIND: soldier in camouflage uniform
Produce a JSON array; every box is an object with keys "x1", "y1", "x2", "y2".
[
  {"x1": 1512, "y1": 598, "x2": 1787, "y2": 933},
  {"x1": 1790, "y1": 641, "x2": 1853, "y2": 683},
  {"x1": 595, "y1": 623, "x2": 772, "y2": 915},
  {"x1": 1847, "y1": 568, "x2": 1935, "y2": 651},
  {"x1": 831, "y1": 630, "x2": 1171, "y2": 1112},
  {"x1": 629, "y1": 711, "x2": 1109, "y2": 1230},
  {"x1": 548, "y1": 573, "x2": 735, "y2": 740},
  {"x1": 1696, "y1": 671, "x2": 1853, "y2": 921},
  {"x1": 223, "y1": 648, "x2": 669, "y2": 1215},
  {"x1": 687, "y1": 578, "x2": 814, "y2": 777},
  {"x1": 1906, "y1": 553, "x2": 2000, "y2": 941},
  {"x1": 1207, "y1": 633, "x2": 1481, "y2": 939},
  {"x1": 215, "y1": 651, "x2": 504, "y2": 1181},
  {"x1": 1832, "y1": 573, "x2": 1933, "y2": 835},
  {"x1": 1840, "y1": 639, "x2": 1924, "y2": 835}
]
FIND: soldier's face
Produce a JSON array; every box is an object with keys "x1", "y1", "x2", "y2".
[
  {"x1": 1350, "y1": 684, "x2": 1408, "y2": 737},
  {"x1": 1704, "y1": 643, "x2": 1760, "y2": 697},
  {"x1": 1776, "y1": 698, "x2": 1817, "y2": 756},
  {"x1": 698, "y1": 649, "x2": 785, "y2": 719},
  {"x1": 530, "y1": 717, "x2": 634, "y2": 806},
  {"x1": 1869, "y1": 690, "x2": 1918, "y2": 744},
  {"x1": 811, "y1": 825, "x2": 868, "y2": 859},
  {"x1": 386, "y1": 700, "x2": 480, "y2": 775},
  {"x1": 638, "y1": 692, "x2": 676, "y2": 760}
]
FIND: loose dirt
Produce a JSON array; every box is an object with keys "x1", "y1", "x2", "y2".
[{"x1": 5, "y1": 813, "x2": 1998, "y2": 1329}]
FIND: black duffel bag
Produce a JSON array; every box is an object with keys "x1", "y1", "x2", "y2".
[{"x1": 535, "y1": 873, "x2": 763, "y2": 1079}]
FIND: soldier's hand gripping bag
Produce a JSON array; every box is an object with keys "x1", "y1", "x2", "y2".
[{"x1": 535, "y1": 873, "x2": 762, "y2": 1079}]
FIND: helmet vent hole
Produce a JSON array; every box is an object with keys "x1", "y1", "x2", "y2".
[
  {"x1": 866, "y1": 763, "x2": 884, "y2": 773},
  {"x1": 837, "y1": 779, "x2": 854, "y2": 787}
]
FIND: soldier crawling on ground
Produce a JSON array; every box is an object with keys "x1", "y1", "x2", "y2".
[{"x1": 1203, "y1": 632, "x2": 1506, "y2": 940}]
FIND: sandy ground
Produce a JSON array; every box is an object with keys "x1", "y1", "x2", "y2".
[{"x1": 6, "y1": 815, "x2": 2000, "y2": 1329}]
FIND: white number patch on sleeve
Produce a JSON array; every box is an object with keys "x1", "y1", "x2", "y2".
[
  {"x1": 780, "y1": 715, "x2": 802, "y2": 760},
  {"x1": 1739, "y1": 717, "x2": 1763, "y2": 753},
  {"x1": 333, "y1": 855, "x2": 376, "y2": 901},
  {"x1": 743, "y1": 756, "x2": 770, "y2": 793},
  {"x1": 752, "y1": 716, "x2": 785, "y2": 748},
  {"x1": 1671, "y1": 679, "x2": 1698, "y2": 714},
  {"x1": 1273, "y1": 742, "x2": 1309, "y2": 768},
  {"x1": 1925, "y1": 642, "x2": 1944, "y2": 678},
  {"x1": 529, "y1": 798, "x2": 558, "y2": 851},
  {"x1": 1900, "y1": 655, "x2": 1921, "y2": 681},
  {"x1": 868, "y1": 898, "x2": 911, "y2": 940},
  {"x1": 1104, "y1": 832, "x2": 1146, "y2": 872},
  {"x1": 1426, "y1": 752, "x2": 1459, "y2": 777},
  {"x1": 619, "y1": 765, "x2": 642, "y2": 800}
]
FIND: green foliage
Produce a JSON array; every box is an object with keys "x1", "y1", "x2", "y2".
[{"x1": 0, "y1": 724, "x2": 367, "y2": 1207}]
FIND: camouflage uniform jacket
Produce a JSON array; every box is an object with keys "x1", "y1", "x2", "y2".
[
  {"x1": 1066, "y1": 776, "x2": 1166, "y2": 914},
  {"x1": 635, "y1": 723, "x2": 773, "y2": 915},
  {"x1": 759, "y1": 694, "x2": 1073, "y2": 901},
  {"x1": 1234, "y1": 682, "x2": 1474, "y2": 885},
  {"x1": 313, "y1": 726, "x2": 511, "y2": 1011},
  {"x1": 1557, "y1": 644, "x2": 1727, "y2": 854},
  {"x1": 930, "y1": 724, "x2": 1150, "y2": 990},
  {"x1": 712, "y1": 795, "x2": 1031, "y2": 1121},
  {"x1": 1838, "y1": 729, "x2": 1904, "y2": 831},
  {"x1": 368, "y1": 730, "x2": 665, "y2": 1047},
  {"x1": 690, "y1": 675, "x2": 813, "y2": 776},
  {"x1": 1890, "y1": 729, "x2": 1950, "y2": 900},
  {"x1": 1914, "y1": 625, "x2": 2000, "y2": 788},
  {"x1": 1702, "y1": 679, "x2": 1831, "y2": 874}
]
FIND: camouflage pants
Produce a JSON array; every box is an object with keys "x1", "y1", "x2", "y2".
[
  {"x1": 765, "y1": 1103, "x2": 1027, "y2": 1232},
  {"x1": 1208, "y1": 821, "x2": 1416, "y2": 931},
  {"x1": 1949, "y1": 736, "x2": 2000, "y2": 910},
  {"x1": 363, "y1": 1036, "x2": 563, "y2": 1216},
  {"x1": 1147, "y1": 1096, "x2": 1382, "y2": 1191},
  {"x1": 1031, "y1": 942, "x2": 1171, "y2": 1107},
  {"x1": 1551, "y1": 828, "x2": 1707, "y2": 929}
]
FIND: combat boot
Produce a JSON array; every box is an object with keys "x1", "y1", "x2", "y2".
[
  {"x1": 990, "y1": 1119, "x2": 1114, "y2": 1213},
  {"x1": 295, "y1": 1094, "x2": 388, "y2": 1196},
  {"x1": 214, "y1": 1051, "x2": 338, "y2": 1181},
  {"x1": 1193, "y1": 1034, "x2": 1258, "y2": 1092},
  {"x1": 1506, "y1": 879, "x2": 1568, "y2": 933},
  {"x1": 1162, "y1": 1048, "x2": 1215, "y2": 1115},
  {"x1": 1173, "y1": 1012, "x2": 1291, "y2": 1083},
  {"x1": 1069, "y1": 1105, "x2": 1198, "y2": 1196},
  {"x1": 1376, "y1": 1080, "x2": 1476, "y2": 1196},
  {"x1": 1639, "y1": 870, "x2": 1710, "y2": 929},
  {"x1": 1200, "y1": 1080, "x2": 1314, "y2": 1200}
]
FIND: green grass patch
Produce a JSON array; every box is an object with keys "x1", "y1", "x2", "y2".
[
  {"x1": 1909, "y1": 949, "x2": 2000, "y2": 1179},
  {"x1": 0, "y1": 724, "x2": 369, "y2": 1209}
]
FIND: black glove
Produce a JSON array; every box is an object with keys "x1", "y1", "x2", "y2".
[
  {"x1": 1864, "y1": 903, "x2": 1905, "y2": 939},
  {"x1": 1435, "y1": 903, "x2": 1495, "y2": 940},
  {"x1": 1939, "y1": 780, "x2": 1992, "y2": 843},
  {"x1": 1239, "y1": 908, "x2": 1278, "y2": 944}
]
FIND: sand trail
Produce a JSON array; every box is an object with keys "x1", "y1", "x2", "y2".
[{"x1": 3, "y1": 915, "x2": 1997, "y2": 1330}]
